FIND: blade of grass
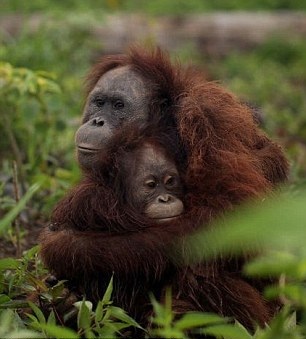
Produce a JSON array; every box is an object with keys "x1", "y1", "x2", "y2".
[{"x1": 0, "y1": 183, "x2": 40, "y2": 234}]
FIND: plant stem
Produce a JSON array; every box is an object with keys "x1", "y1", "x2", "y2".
[
  {"x1": 12, "y1": 161, "x2": 22, "y2": 257},
  {"x1": 2, "y1": 113, "x2": 26, "y2": 193}
]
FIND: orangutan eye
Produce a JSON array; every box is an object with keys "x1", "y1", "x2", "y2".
[
  {"x1": 113, "y1": 100, "x2": 124, "y2": 109},
  {"x1": 145, "y1": 180, "x2": 157, "y2": 189},
  {"x1": 165, "y1": 176, "x2": 176, "y2": 186},
  {"x1": 94, "y1": 98, "x2": 105, "y2": 107}
]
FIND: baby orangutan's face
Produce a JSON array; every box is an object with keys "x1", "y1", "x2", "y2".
[{"x1": 123, "y1": 143, "x2": 184, "y2": 222}]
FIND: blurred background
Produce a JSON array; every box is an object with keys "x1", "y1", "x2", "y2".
[{"x1": 0, "y1": 1, "x2": 306, "y2": 255}]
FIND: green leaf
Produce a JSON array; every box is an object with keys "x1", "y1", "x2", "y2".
[
  {"x1": 0, "y1": 183, "x2": 40, "y2": 234},
  {"x1": 77, "y1": 300, "x2": 92, "y2": 330},
  {"x1": 267, "y1": 284, "x2": 306, "y2": 308},
  {"x1": 0, "y1": 295, "x2": 11, "y2": 305},
  {"x1": 285, "y1": 311, "x2": 297, "y2": 330},
  {"x1": 0, "y1": 309, "x2": 15, "y2": 335},
  {"x1": 23, "y1": 245, "x2": 40, "y2": 260},
  {"x1": 32, "y1": 323, "x2": 79, "y2": 339},
  {"x1": 102, "y1": 276, "x2": 113, "y2": 305},
  {"x1": 48, "y1": 280, "x2": 67, "y2": 299},
  {"x1": 151, "y1": 327, "x2": 186, "y2": 339},
  {"x1": 175, "y1": 312, "x2": 228, "y2": 330},
  {"x1": 108, "y1": 306, "x2": 141, "y2": 328},
  {"x1": 0, "y1": 258, "x2": 19, "y2": 270},
  {"x1": 47, "y1": 310, "x2": 56, "y2": 325},
  {"x1": 95, "y1": 325, "x2": 116, "y2": 338},
  {"x1": 245, "y1": 251, "x2": 299, "y2": 278},
  {"x1": 185, "y1": 193, "x2": 306, "y2": 263},
  {"x1": 201, "y1": 323, "x2": 252, "y2": 339},
  {"x1": 3, "y1": 329, "x2": 43, "y2": 338},
  {"x1": 150, "y1": 292, "x2": 173, "y2": 326},
  {"x1": 84, "y1": 328, "x2": 96, "y2": 339},
  {"x1": 150, "y1": 293, "x2": 164, "y2": 317},
  {"x1": 27, "y1": 301, "x2": 46, "y2": 324},
  {"x1": 0, "y1": 300, "x2": 29, "y2": 309},
  {"x1": 94, "y1": 300, "x2": 104, "y2": 324},
  {"x1": 104, "y1": 321, "x2": 134, "y2": 331}
]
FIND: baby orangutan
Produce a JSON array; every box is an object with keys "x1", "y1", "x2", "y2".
[
  {"x1": 40, "y1": 137, "x2": 187, "y2": 326},
  {"x1": 121, "y1": 142, "x2": 184, "y2": 223}
]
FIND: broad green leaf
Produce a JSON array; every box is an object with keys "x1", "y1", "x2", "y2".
[
  {"x1": 74, "y1": 300, "x2": 92, "y2": 311},
  {"x1": 77, "y1": 300, "x2": 92, "y2": 330},
  {"x1": 267, "y1": 284, "x2": 306, "y2": 308},
  {"x1": 0, "y1": 309, "x2": 15, "y2": 334},
  {"x1": 104, "y1": 321, "x2": 135, "y2": 331},
  {"x1": 47, "y1": 279, "x2": 67, "y2": 299},
  {"x1": 3, "y1": 329, "x2": 43, "y2": 338},
  {"x1": 0, "y1": 258, "x2": 19, "y2": 270},
  {"x1": 245, "y1": 251, "x2": 299, "y2": 277},
  {"x1": 108, "y1": 306, "x2": 141, "y2": 328},
  {"x1": 201, "y1": 323, "x2": 252, "y2": 339},
  {"x1": 95, "y1": 325, "x2": 116, "y2": 338},
  {"x1": 32, "y1": 323, "x2": 79, "y2": 339},
  {"x1": 84, "y1": 328, "x2": 95, "y2": 339},
  {"x1": 176, "y1": 312, "x2": 228, "y2": 330},
  {"x1": 185, "y1": 193, "x2": 306, "y2": 263},
  {"x1": 151, "y1": 327, "x2": 186, "y2": 339}
]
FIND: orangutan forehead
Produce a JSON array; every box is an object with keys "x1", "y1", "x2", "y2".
[
  {"x1": 128, "y1": 143, "x2": 178, "y2": 176},
  {"x1": 94, "y1": 65, "x2": 150, "y2": 96}
]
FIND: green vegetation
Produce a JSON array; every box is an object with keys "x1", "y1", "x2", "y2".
[
  {"x1": 1, "y1": 0, "x2": 306, "y2": 14},
  {"x1": 0, "y1": 2, "x2": 306, "y2": 338}
]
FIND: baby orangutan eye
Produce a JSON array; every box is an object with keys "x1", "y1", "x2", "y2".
[
  {"x1": 165, "y1": 175, "x2": 176, "y2": 186},
  {"x1": 145, "y1": 180, "x2": 157, "y2": 189}
]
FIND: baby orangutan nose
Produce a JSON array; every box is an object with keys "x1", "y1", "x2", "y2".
[{"x1": 145, "y1": 193, "x2": 184, "y2": 222}]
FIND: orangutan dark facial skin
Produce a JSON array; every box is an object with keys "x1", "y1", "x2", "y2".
[
  {"x1": 123, "y1": 144, "x2": 184, "y2": 222},
  {"x1": 75, "y1": 66, "x2": 151, "y2": 168}
]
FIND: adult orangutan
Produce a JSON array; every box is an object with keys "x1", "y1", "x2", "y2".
[{"x1": 40, "y1": 47, "x2": 289, "y2": 331}]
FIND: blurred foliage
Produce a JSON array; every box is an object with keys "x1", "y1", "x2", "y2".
[
  {"x1": 185, "y1": 192, "x2": 306, "y2": 263},
  {"x1": 0, "y1": 61, "x2": 80, "y2": 217},
  {"x1": 0, "y1": 251, "x2": 141, "y2": 338},
  {"x1": 1, "y1": 0, "x2": 306, "y2": 14},
  {"x1": 149, "y1": 289, "x2": 251, "y2": 339}
]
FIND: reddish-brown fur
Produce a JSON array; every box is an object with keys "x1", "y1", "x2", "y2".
[{"x1": 40, "y1": 47, "x2": 288, "y2": 331}]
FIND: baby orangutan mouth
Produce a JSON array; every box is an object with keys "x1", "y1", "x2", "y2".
[
  {"x1": 152, "y1": 215, "x2": 183, "y2": 223},
  {"x1": 145, "y1": 197, "x2": 184, "y2": 223}
]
